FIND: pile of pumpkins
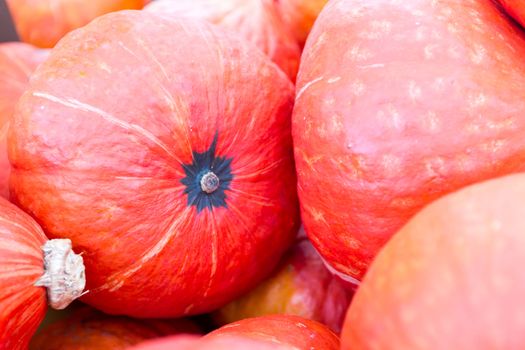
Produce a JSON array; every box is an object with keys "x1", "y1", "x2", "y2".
[{"x1": 2, "y1": 0, "x2": 525, "y2": 349}]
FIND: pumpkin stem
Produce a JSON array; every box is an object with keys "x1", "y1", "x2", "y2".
[
  {"x1": 34, "y1": 239, "x2": 86, "y2": 310},
  {"x1": 200, "y1": 171, "x2": 220, "y2": 193}
]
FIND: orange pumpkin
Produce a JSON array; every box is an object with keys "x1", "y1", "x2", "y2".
[
  {"x1": 0, "y1": 42, "x2": 47, "y2": 199},
  {"x1": 30, "y1": 306, "x2": 199, "y2": 349},
  {"x1": 342, "y1": 174, "x2": 525, "y2": 349},
  {"x1": 278, "y1": 0, "x2": 328, "y2": 46},
  {"x1": 6, "y1": 0, "x2": 150, "y2": 48}
]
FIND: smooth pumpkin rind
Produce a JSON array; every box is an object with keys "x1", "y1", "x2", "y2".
[{"x1": 342, "y1": 173, "x2": 525, "y2": 350}]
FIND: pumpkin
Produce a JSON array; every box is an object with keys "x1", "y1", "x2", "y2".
[
  {"x1": 293, "y1": 0, "x2": 525, "y2": 281},
  {"x1": 30, "y1": 306, "x2": 200, "y2": 349},
  {"x1": 0, "y1": 197, "x2": 85, "y2": 350},
  {"x1": 130, "y1": 335, "x2": 295, "y2": 350},
  {"x1": 206, "y1": 314, "x2": 340, "y2": 349},
  {"x1": 9, "y1": 11, "x2": 299, "y2": 318},
  {"x1": 278, "y1": 0, "x2": 328, "y2": 46},
  {"x1": 497, "y1": 1, "x2": 525, "y2": 28},
  {"x1": 342, "y1": 174, "x2": 525, "y2": 350},
  {"x1": 214, "y1": 230, "x2": 353, "y2": 333},
  {"x1": 6, "y1": 0, "x2": 150, "y2": 48},
  {"x1": 144, "y1": 0, "x2": 300, "y2": 81},
  {"x1": 0, "y1": 42, "x2": 48, "y2": 200}
]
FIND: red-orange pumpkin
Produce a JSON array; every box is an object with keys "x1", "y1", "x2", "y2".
[
  {"x1": 214, "y1": 231, "x2": 353, "y2": 333},
  {"x1": 293, "y1": 0, "x2": 525, "y2": 281},
  {"x1": 30, "y1": 306, "x2": 199, "y2": 350},
  {"x1": 342, "y1": 174, "x2": 525, "y2": 349},
  {"x1": 9, "y1": 11, "x2": 299, "y2": 318},
  {"x1": 145, "y1": 0, "x2": 300, "y2": 81},
  {"x1": 0, "y1": 197, "x2": 85, "y2": 350},
  {"x1": 278, "y1": 0, "x2": 328, "y2": 46},
  {"x1": 130, "y1": 335, "x2": 294, "y2": 350},
  {"x1": 6, "y1": 0, "x2": 150, "y2": 48},
  {"x1": 206, "y1": 315, "x2": 340, "y2": 349},
  {"x1": 0, "y1": 42, "x2": 48, "y2": 200},
  {"x1": 497, "y1": 0, "x2": 525, "y2": 27}
]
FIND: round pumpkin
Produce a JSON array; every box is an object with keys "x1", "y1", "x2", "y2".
[
  {"x1": 293, "y1": 0, "x2": 525, "y2": 281},
  {"x1": 0, "y1": 197, "x2": 85, "y2": 350},
  {"x1": 278, "y1": 0, "x2": 328, "y2": 46},
  {"x1": 130, "y1": 335, "x2": 294, "y2": 350},
  {"x1": 144, "y1": 0, "x2": 300, "y2": 81},
  {"x1": 6, "y1": 0, "x2": 150, "y2": 48},
  {"x1": 0, "y1": 42, "x2": 48, "y2": 199},
  {"x1": 214, "y1": 232, "x2": 353, "y2": 333},
  {"x1": 30, "y1": 306, "x2": 199, "y2": 349},
  {"x1": 342, "y1": 173, "x2": 525, "y2": 349},
  {"x1": 207, "y1": 314, "x2": 340, "y2": 349},
  {"x1": 497, "y1": 1, "x2": 525, "y2": 28},
  {"x1": 9, "y1": 11, "x2": 299, "y2": 318}
]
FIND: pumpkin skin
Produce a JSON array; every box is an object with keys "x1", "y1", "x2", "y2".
[
  {"x1": 30, "y1": 306, "x2": 200, "y2": 350},
  {"x1": 497, "y1": 1, "x2": 525, "y2": 28},
  {"x1": 0, "y1": 197, "x2": 84, "y2": 350},
  {"x1": 6, "y1": 0, "x2": 150, "y2": 48},
  {"x1": 145, "y1": 0, "x2": 300, "y2": 81},
  {"x1": 342, "y1": 174, "x2": 525, "y2": 350},
  {"x1": 0, "y1": 42, "x2": 48, "y2": 200},
  {"x1": 9, "y1": 11, "x2": 299, "y2": 318},
  {"x1": 293, "y1": 0, "x2": 525, "y2": 281},
  {"x1": 214, "y1": 232, "x2": 353, "y2": 333},
  {"x1": 207, "y1": 315, "x2": 340, "y2": 350},
  {"x1": 130, "y1": 335, "x2": 295, "y2": 350}
]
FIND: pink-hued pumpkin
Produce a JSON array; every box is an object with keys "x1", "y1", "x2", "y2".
[
  {"x1": 9, "y1": 11, "x2": 299, "y2": 318},
  {"x1": 206, "y1": 315, "x2": 340, "y2": 350},
  {"x1": 145, "y1": 0, "x2": 300, "y2": 81},
  {"x1": 6, "y1": 0, "x2": 150, "y2": 48},
  {"x1": 0, "y1": 197, "x2": 85, "y2": 350},
  {"x1": 342, "y1": 174, "x2": 525, "y2": 349},
  {"x1": 0, "y1": 42, "x2": 48, "y2": 200},
  {"x1": 293, "y1": 0, "x2": 525, "y2": 281},
  {"x1": 214, "y1": 233, "x2": 353, "y2": 333}
]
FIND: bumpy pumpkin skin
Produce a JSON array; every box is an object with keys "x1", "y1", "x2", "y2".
[
  {"x1": 278, "y1": 0, "x2": 328, "y2": 46},
  {"x1": 497, "y1": 0, "x2": 525, "y2": 28},
  {"x1": 0, "y1": 197, "x2": 47, "y2": 350},
  {"x1": 30, "y1": 306, "x2": 200, "y2": 350},
  {"x1": 6, "y1": 0, "x2": 149, "y2": 48},
  {"x1": 9, "y1": 11, "x2": 299, "y2": 318},
  {"x1": 207, "y1": 315, "x2": 340, "y2": 350},
  {"x1": 214, "y1": 234, "x2": 353, "y2": 333},
  {"x1": 293, "y1": 0, "x2": 525, "y2": 281},
  {"x1": 342, "y1": 174, "x2": 525, "y2": 350},
  {"x1": 130, "y1": 335, "x2": 295, "y2": 350},
  {"x1": 0, "y1": 43, "x2": 48, "y2": 200},
  {"x1": 145, "y1": 0, "x2": 300, "y2": 81}
]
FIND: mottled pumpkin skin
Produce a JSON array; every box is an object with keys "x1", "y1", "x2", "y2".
[
  {"x1": 9, "y1": 11, "x2": 299, "y2": 318},
  {"x1": 214, "y1": 235, "x2": 353, "y2": 333},
  {"x1": 342, "y1": 174, "x2": 525, "y2": 350},
  {"x1": 130, "y1": 335, "x2": 294, "y2": 350},
  {"x1": 497, "y1": 0, "x2": 525, "y2": 28},
  {"x1": 0, "y1": 43, "x2": 48, "y2": 200},
  {"x1": 207, "y1": 315, "x2": 340, "y2": 350},
  {"x1": 145, "y1": 0, "x2": 300, "y2": 81},
  {"x1": 278, "y1": 0, "x2": 328, "y2": 46},
  {"x1": 0, "y1": 197, "x2": 47, "y2": 350},
  {"x1": 6, "y1": 0, "x2": 149, "y2": 48},
  {"x1": 30, "y1": 306, "x2": 200, "y2": 350},
  {"x1": 293, "y1": 0, "x2": 525, "y2": 280}
]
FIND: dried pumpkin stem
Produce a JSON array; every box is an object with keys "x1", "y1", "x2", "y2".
[{"x1": 34, "y1": 239, "x2": 86, "y2": 310}]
